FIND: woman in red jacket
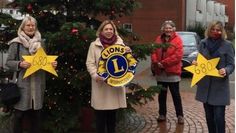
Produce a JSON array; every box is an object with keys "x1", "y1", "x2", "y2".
[{"x1": 151, "y1": 20, "x2": 184, "y2": 124}]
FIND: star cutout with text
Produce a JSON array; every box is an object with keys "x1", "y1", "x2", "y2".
[
  {"x1": 184, "y1": 53, "x2": 223, "y2": 87},
  {"x1": 22, "y1": 47, "x2": 58, "y2": 79}
]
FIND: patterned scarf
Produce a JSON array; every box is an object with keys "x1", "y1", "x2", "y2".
[{"x1": 99, "y1": 33, "x2": 117, "y2": 48}]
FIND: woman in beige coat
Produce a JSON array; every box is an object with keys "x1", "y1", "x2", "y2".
[{"x1": 86, "y1": 20, "x2": 127, "y2": 133}]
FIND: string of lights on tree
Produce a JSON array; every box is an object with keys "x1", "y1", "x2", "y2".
[{"x1": 0, "y1": 0, "x2": 165, "y2": 132}]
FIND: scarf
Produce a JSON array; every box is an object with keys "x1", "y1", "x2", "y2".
[
  {"x1": 206, "y1": 38, "x2": 222, "y2": 57},
  {"x1": 160, "y1": 32, "x2": 176, "y2": 43},
  {"x1": 99, "y1": 33, "x2": 117, "y2": 48},
  {"x1": 161, "y1": 33, "x2": 170, "y2": 43},
  {"x1": 9, "y1": 31, "x2": 42, "y2": 55}
]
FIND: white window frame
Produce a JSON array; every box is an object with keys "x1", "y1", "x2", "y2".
[{"x1": 123, "y1": 23, "x2": 132, "y2": 32}]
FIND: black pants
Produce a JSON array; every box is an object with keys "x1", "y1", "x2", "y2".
[
  {"x1": 204, "y1": 103, "x2": 226, "y2": 133},
  {"x1": 94, "y1": 109, "x2": 117, "y2": 133},
  {"x1": 158, "y1": 82, "x2": 183, "y2": 117},
  {"x1": 13, "y1": 109, "x2": 41, "y2": 133}
]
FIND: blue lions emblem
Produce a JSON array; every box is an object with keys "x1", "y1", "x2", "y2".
[{"x1": 97, "y1": 44, "x2": 137, "y2": 87}]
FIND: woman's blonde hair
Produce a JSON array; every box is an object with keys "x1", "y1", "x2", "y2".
[
  {"x1": 18, "y1": 16, "x2": 38, "y2": 35},
  {"x1": 96, "y1": 20, "x2": 118, "y2": 37},
  {"x1": 204, "y1": 21, "x2": 227, "y2": 39}
]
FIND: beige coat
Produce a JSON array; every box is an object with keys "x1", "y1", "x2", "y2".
[{"x1": 86, "y1": 36, "x2": 127, "y2": 110}]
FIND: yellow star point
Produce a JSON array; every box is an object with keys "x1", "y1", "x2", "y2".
[
  {"x1": 184, "y1": 53, "x2": 223, "y2": 87},
  {"x1": 22, "y1": 47, "x2": 58, "y2": 79}
]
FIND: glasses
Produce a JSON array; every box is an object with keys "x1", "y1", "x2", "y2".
[{"x1": 165, "y1": 20, "x2": 173, "y2": 23}]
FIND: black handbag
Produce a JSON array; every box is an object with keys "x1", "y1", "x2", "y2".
[
  {"x1": 0, "y1": 44, "x2": 21, "y2": 107},
  {"x1": 0, "y1": 83, "x2": 21, "y2": 106}
]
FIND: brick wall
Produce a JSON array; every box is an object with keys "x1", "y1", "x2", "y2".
[{"x1": 118, "y1": 0, "x2": 186, "y2": 43}]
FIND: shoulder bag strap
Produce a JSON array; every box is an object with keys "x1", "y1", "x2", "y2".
[
  {"x1": 16, "y1": 44, "x2": 20, "y2": 79},
  {"x1": 11, "y1": 44, "x2": 20, "y2": 83}
]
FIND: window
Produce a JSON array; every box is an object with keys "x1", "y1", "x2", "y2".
[
  {"x1": 9, "y1": 9, "x2": 13, "y2": 14},
  {"x1": 123, "y1": 23, "x2": 132, "y2": 32}
]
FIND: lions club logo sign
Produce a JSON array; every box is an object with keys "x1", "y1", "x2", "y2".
[{"x1": 97, "y1": 44, "x2": 137, "y2": 87}]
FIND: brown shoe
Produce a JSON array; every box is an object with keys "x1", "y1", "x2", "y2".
[
  {"x1": 177, "y1": 116, "x2": 184, "y2": 124},
  {"x1": 157, "y1": 115, "x2": 166, "y2": 122}
]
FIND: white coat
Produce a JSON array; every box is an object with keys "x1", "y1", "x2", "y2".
[{"x1": 86, "y1": 36, "x2": 127, "y2": 110}]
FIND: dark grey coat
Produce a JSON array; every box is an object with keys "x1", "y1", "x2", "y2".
[
  {"x1": 6, "y1": 42, "x2": 45, "y2": 111},
  {"x1": 195, "y1": 38, "x2": 235, "y2": 105}
]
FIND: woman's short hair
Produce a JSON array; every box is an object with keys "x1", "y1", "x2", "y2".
[
  {"x1": 18, "y1": 16, "x2": 38, "y2": 35},
  {"x1": 204, "y1": 21, "x2": 227, "y2": 39},
  {"x1": 96, "y1": 20, "x2": 118, "y2": 37},
  {"x1": 161, "y1": 20, "x2": 176, "y2": 31}
]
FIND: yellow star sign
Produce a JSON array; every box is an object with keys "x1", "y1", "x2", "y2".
[
  {"x1": 22, "y1": 47, "x2": 58, "y2": 79},
  {"x1": 184, "y1": 53, "x2": 223, "y2": 87}
]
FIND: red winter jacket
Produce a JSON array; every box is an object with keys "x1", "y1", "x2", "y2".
[{"x1": 151, "y1": 32, "x2": 183, "y2": 76}]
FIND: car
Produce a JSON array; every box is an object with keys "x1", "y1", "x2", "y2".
[{"x1": 176, "y1": 31, "x2": 200, "y2": 74}]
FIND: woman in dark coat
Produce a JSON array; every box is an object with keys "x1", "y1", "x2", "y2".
[{"x1": 193, "y1": 21, "x2": 234, "y2": 133}]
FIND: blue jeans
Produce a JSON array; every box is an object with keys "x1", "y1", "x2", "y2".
[
  {"x1": 157, "y1": 82, "x2": 183, "y2": 117},
  {"x1": 203, "y1": 103, "x2": 226, "y2": 133}
]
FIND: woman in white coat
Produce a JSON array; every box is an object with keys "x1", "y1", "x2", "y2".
[{"x1": 86, "y1": 20, "x2": 127, "y2": 133}]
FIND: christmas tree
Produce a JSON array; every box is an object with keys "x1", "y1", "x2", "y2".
[{"x1": 0, "y1": 0, "x2": 162, "y2": 132}]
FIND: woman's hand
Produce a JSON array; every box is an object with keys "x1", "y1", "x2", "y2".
[
  {"x1": 51, "y1": 61, "x2": 57, "y2": 69},
  {"x1": 19, "y1": 61, "x2": 31, "y2": 69},
  {"x1": 219, "y1": 68, "x2": 226, "y2": 76},
  {"x1": 157, "y1": 62, "x2": 164, "y2": 68},
  {"x1": 95, "y1": 75, "x2": 104, "y2": 82},
  {"x1": 192, "y1": 60, "x2": 198, "y2": 66},
  {"x1": 152, "y1": 62, "x2": 163, "y2": 69},
  {"x1": 125, "y1": 46, "x2": 132, "y2": 53}
]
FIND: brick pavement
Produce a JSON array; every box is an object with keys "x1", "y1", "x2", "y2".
[
  {"x1": 116, "y1": 61, "x2": 235, "y2": 133},
  {"x1": 117, "y1": 92, "x2": 235, "y2": 133}
]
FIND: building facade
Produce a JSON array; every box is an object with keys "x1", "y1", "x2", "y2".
[
  {"x1": 216, "y1": 0, "x2": 235, "y2": 30},
  {"x1": 117, "y1": 0, "x2": 234, "y2": 43}
]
